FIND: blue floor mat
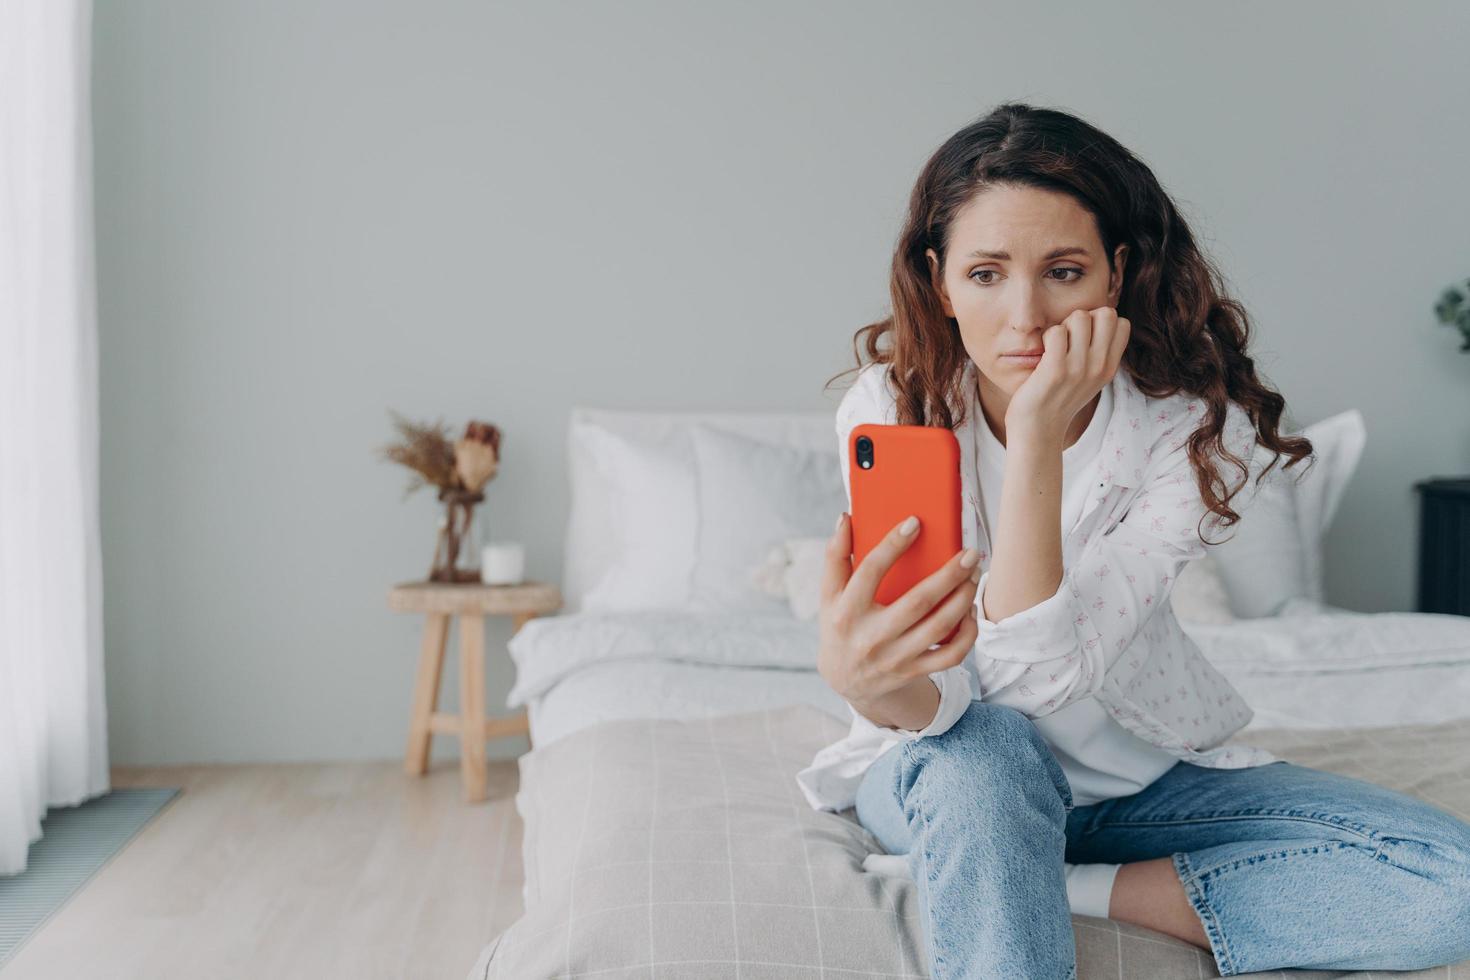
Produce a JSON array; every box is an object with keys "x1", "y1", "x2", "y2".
[{"x1": 0, "y1": 787, "x2": 180, "y2": 967}]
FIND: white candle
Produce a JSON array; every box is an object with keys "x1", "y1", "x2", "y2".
[{"x1": 480, "y1": 541, "x2": 526, "y2": 585}]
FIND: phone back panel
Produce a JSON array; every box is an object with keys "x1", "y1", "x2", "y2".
[{"x1": 848, "y1": 423, "x2": 964, "y2": 619}]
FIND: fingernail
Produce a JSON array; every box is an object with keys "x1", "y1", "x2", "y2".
[
  {"x1": 959, "y1": 548, "x2": 980, "y2": 568},
  {"x1": 899, "y1": 515, "x2": 918, "y2": 535},
  {"x1": 835, "y1": 512, "x2": 846, "y2": 532},
  {"x1": 970, "y1": 567, "x2": 982, "y2": 584}
]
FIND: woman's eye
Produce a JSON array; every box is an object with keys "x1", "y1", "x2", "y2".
[{"x1": 968, "y1": 267, "x2": 1084, "y2": 286}]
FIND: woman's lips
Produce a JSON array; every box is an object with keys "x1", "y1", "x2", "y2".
[{"x1": 1002, "y1": 353, "x2": 1043, "y2": 366}]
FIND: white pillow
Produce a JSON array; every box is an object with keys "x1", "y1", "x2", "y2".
[
  {"x1": 1210, "y1": 409, "x2": 1365, "y2": 617},
  {"x1": 1292, "y1": 410, "x2": 1366, "y2": 603},
  {"x1": 1171, "y1": 552, "x2": 1237, "y2": 625},
  {"x1": 561, "y1": 408, "x2": 834, "y2": 613},
  {"x1": 1208, "y1": 445, "x2": 1309, "y2": 619},
  {"x1": 688, "y1": 424, "x2": 846, "y2": 612},
  {"x1": 576, "y1": 425, "x2": 698, "y2": 611}
]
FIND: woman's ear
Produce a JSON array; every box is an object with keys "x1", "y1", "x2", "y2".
[
  {"x1": 925, "y1": 248, "x2": 955, "y2": 318},
  {"x1": 1109, "y1": 243, "x2": 1129, "y2": 304}
]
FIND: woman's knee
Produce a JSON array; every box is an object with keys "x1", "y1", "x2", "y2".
[
  {"x1": 900, "y1": 699, "x2": 1073, "y2": 812},
  {"x1": 935, "y1": 698, "x2": 1058, "y2": 767}
]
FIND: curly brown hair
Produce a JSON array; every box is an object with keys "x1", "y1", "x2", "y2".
[{"x1": 826, "y1": 102, "x2": 1314, "y2": 540}]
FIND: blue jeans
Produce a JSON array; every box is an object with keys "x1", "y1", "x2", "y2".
[{"x1": 854, "y1": 698, "x2": 1470, "y2": 978}]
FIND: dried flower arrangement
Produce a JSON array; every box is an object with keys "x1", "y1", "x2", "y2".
[{"x1": 380, "y1": 411, "x2": 503, "y2": 582}]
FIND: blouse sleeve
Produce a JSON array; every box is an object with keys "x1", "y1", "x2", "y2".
[{"x1": 967, "y1": 405, "x2": 1263, "y2": 718}]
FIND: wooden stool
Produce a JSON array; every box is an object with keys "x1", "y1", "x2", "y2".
[{"x1": 388, "y1": 580, "x2": 563, "y2": 802}]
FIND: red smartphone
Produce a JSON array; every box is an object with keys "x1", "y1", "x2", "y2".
[{"x1": 847, "y1": 423, "x2": 965, "y2": 645}]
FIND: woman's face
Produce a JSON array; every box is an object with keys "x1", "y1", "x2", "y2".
[{"x1": 926, "y1": 184, "x2": 1128, "y2": 409}]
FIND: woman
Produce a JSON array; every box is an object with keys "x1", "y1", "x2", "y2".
[{"x1": 802, "y1": 103, "x2": 1470, "y2": 978}]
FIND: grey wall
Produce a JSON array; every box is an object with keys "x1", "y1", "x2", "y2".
[{"x1": 93, "y1": 0, "x2": 1470, "y2": 765}]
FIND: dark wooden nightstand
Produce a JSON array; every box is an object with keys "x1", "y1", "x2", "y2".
[{"x1": 1414, "y1": 477, "x2": 1470, "y2": 616}]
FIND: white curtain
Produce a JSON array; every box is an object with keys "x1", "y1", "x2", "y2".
[{"x1": 0, "y1": 0, "x2": 109, "y2": 876}]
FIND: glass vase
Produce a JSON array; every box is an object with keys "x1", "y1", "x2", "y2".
[{"x1": 429, "y1": 488, "x2": 486, "y2": 583}]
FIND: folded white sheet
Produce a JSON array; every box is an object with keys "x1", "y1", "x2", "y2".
[
  {"x1": 510, "y1": 604, "x2": 1470, "y2": 749},
  {"x1": 1182, "y1": 598, "x2": 1470, "y2": 674},
  {"x1": 506, "y1": 609, "x2": 820, "y2": 709}
]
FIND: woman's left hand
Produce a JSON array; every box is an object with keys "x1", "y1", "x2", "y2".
[{"x1": 1004, "y1": 306, "x2": 1130, "y2": 445}]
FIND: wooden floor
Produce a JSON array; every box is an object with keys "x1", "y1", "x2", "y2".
[{"x1": 2, "y1": 759, "x2": 525, "y2": 980}]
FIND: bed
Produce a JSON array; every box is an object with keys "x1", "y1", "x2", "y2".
[{"x1": 465, "y1": 402, "x2": 1470, "y2": 979}]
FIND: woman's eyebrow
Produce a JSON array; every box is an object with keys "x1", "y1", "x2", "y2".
[{"x1": 968, "y1": 246, "x2": 1089, "y2": 260}]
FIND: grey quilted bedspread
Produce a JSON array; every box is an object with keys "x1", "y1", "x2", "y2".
[{"x1": 466, "y1": 703, "x2": 1470, "y2": 979}]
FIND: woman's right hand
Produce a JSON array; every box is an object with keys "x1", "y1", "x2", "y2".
[{"x1": 817, "y1": 512, "x2": 982, "y2": 713}]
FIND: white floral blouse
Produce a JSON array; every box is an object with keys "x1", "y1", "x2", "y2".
[{"x1": 796, "y1": 358, "x2": 1281, "y2": 813}]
